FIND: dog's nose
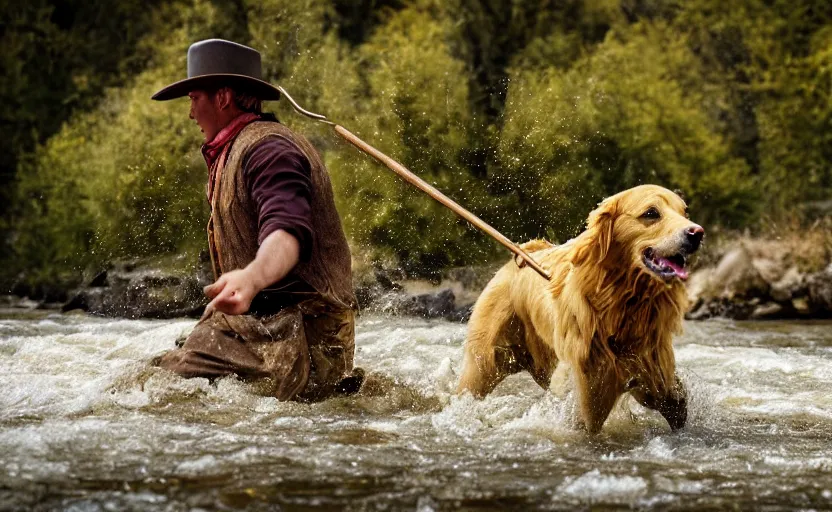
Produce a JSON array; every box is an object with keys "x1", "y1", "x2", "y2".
[{"x1": 684, "y1": 225, "x2": 705, "y2": 252}]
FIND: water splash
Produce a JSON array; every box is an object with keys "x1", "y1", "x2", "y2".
[{"x1": 1, "y1": 313, "x2": 831, "y2": 509}]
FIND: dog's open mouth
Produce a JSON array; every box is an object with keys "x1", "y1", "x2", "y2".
[{"x1": 642, "y1": 248, "x2": 689, "y2": 281}]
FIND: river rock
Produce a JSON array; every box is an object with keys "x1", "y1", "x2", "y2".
[
  {"x1": 387, "y1": 288, "x2": 457, "y2": 318},
  {"x1": 712, "y1": 247, "x2": 770, "y2": 299},
  {"x1": 354, "y1": 266, "x2": 480, "y2": 321},
  {"x1": 354, "y1": 268, "x2": 404, "y2": 310},
  {"x1": 62, "y1": 260, "x2": 209, "y2": 319},
  {"x1": 370, "y1": 287, "x2": 475, "y2": 321},
  {"x1": 685, "y1": 267, "x2": 714, "y2": 306},
  {"x1": 9, "y1": 276, "x2": 74, "y2": 304},
  {"x1": 0, "y1": 295, "x2": 42, "y2": 310},
  {"x1": 751, "y1": 302, "x2": 784, "y2": 319},
  {"x1": 807, "y1": 263, "x2": 832, "y2": 312},
  {"x1": 791, "y1": 297, "x2": 811, "y2": 315},
  {"x1": 688, "y1": 247, "x2": 766, "y2": 304},
  {"x1": 686, "y1": 232, "x2": 832, "y2": 320},
  {"x1": 686, "y1": 246, "x2": 771, "y2": 319},
  {"x1": 770, "y1": 266, "x2": 805, "y2": 302}
]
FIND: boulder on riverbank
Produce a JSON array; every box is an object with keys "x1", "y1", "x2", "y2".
[
  {"x1": 52, "y1": 257, "x2": 492, "y2": 322},
  {"x1": 686, "y1": 229, "x2": 832, "y2": 320},
  {"x1": 353, "y1": 266, "x2": 497, "y2": 322},
  {"x1": 61, "y1": 257, "x2": 211, "y2": 319},
  {"x1": 11, "y1": 228, "x2": 831, "y2": 322}
]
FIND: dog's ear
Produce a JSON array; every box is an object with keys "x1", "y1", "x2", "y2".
[
  {"x1": 573, "y1": 198, "x2": 617, "y2": 265},
  {"x1": 593, "y1": 208, "x2": 616, "y2": 261}
]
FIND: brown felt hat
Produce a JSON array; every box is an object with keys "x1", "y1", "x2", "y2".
[{"x1": 151, "y1": 39, "x2": 281, "y2": 101}]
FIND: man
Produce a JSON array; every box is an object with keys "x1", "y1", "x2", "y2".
[{"x1": 151, "y1": 39, "x2": 361, "y2": 401}]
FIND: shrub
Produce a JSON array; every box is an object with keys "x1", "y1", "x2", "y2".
[
  {"x1": 495, "y1": 22, "x2": 756, "y2": 243},
  {"x1": 11, "y1": 0, "x2": 220, "y2": 282}
]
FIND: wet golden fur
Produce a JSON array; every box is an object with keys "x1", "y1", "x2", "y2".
[{"x1": 457, "y1": 185, "x2": 698, "y2": 433}]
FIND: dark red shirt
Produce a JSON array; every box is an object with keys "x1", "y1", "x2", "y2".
[{"x1": 242, "y1": 135, "x2": 314, "y2": 262}]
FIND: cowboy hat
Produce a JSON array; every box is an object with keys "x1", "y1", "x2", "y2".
[{"x1": 151, "y1": 39, "x2": 281, "y2": 101}]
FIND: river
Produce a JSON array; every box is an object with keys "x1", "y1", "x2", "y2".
[{"x1": 1, "y1": 311, "x2": 831, "y2": 511}]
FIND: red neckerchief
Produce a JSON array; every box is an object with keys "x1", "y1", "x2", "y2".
[{"x1": 202, "y1": 112, "x2": 260, "y2": 202}]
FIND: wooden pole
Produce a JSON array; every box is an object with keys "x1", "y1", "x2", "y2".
[
  {"x1": 275, "y1": 86, "x2": 551, "y2": 281},
  {"x1": 332, "y1": 125, "x2": 551, "y2": 280}
]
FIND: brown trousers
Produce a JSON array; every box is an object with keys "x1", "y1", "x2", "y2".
[{"x1": 157, "y1": 298, "x2": 355, "y2": 402}]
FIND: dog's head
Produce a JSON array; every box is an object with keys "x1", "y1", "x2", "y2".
[{"x1": 578, "y1": 185, "x2": 704, "y2": 283}]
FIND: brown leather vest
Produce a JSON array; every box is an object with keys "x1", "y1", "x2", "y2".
[{"x1": 208, "y1": 121, "x2": 356, "y2": 310}]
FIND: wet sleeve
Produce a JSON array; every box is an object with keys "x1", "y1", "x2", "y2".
[{"x1": 243, "y1": 137, "x2": 314, "y2": 262}]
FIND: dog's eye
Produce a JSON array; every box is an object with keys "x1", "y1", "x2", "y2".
[{"x1": 641, "y1": 207, "x2": 661, "y2": 220}]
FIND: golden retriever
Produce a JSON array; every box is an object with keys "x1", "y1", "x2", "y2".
[{"x1": 457, "y1": 185, "x2": 704, "y2": 433}]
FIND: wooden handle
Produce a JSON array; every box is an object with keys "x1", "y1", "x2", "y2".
[{"x1": 334, "y1": 124, "x2": 551, "y2": 280}]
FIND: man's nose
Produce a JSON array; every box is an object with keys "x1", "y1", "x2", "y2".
[{"x1": 683, "y1": 225, "x2": 705, "y2": 252}]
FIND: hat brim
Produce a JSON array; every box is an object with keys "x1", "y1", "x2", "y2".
[{"x1": 151, "y1": 74, "x2": 281, "y2": 101}]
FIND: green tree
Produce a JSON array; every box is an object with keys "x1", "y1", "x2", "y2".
[
  {"x1": 7, "y1": 0, "x2": 832, "y2": 290},
  {"x1": 669, "y1": 0, "x2": 832, "y2": 219},
  {"x1": 321, "y1": 2, "x2": 501, "y2": 272},
  {"x1": 0, "y1": 0, "x2": 171, "y2": 220},
  {"x1": 11, "y1": 0, "x2": 224, "y2": 287},
  {"x1": 496, "y1": 21, "x2": 755, "y2": 242}
]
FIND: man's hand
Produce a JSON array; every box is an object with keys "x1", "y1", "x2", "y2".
[
  {"x1": 202, "y1": 268, "x2": 260, "y2": 317},
  {"x1": 201, "y1": 229, "x2": 301, "y2": 319}
]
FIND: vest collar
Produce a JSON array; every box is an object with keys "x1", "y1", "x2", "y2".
[{"x1": 201, "y1": 112, "x2": 261, "y2": 169}]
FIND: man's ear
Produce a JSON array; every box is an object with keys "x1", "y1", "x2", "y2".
[{"x1": 216, "y1": 87, "x2": 233, "y2": 110}]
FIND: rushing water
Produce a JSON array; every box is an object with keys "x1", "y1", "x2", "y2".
[{"x1": 1, "y1": 310, "x2": 831, "y2": 511}]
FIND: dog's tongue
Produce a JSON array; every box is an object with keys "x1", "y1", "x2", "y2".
[{"x1": 656, "y1": 256, "x2": 689, "y2": 280}]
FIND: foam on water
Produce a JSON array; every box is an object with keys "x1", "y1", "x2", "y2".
[
  {"x1": 559, "y1": 469, "x2": 648, "y2": 504},
  {"x1": 0, "y1": 315, "x2": 196, "y2": 420},
  {"x1": 1, "y1": 313, "x2": 832, "y2": 509}
]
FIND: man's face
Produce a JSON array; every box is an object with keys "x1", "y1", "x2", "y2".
[{"x1": 188, "y1": 90, "x2": 223, "y2": 142}]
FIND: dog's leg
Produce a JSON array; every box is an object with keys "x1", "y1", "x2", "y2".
[
  {"x1": 456, "y1": 345, "x2": 498, "y2": 398},
  {"x1": 575, "y1": 360, "x2": 622, "y2": 434},
  {"x1": 457, "y1": 343, "x2": 521, "y2": 398},
  {"x1": 456, "y1": 281, "x2": 519, "y2": 398},
  {"x1": 629, "y1": 375, "x2": 687, "y2": 431},
  {"x1": 520, "y1": 329, "x2": 557, "y2": 392}
]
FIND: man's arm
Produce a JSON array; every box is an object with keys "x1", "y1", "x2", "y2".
[
  {"x1": 202, "y1": 136, "x2": 313, "y2": 317},
  {"x1": 202, "y1": 229, "x2": 299, "y2": 317}
]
